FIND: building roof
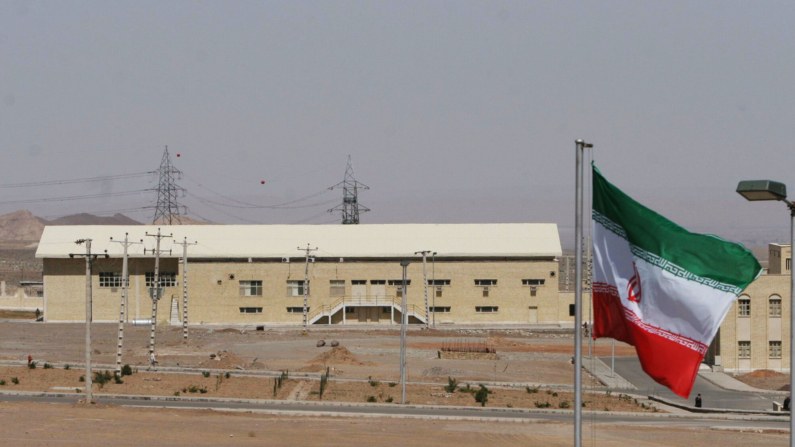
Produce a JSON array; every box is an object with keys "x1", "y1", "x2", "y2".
[{"x1": 35, "y1": 224, "x2": 561, "y2": 260}]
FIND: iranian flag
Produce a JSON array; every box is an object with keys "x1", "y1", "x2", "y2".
[{"x1": 591, "y1": 165, "x2": 761, "y2": 398}]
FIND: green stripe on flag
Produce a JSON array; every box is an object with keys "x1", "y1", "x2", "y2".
[{"x1": 593, "y1": 164, "x2": 761, "y2": 291}]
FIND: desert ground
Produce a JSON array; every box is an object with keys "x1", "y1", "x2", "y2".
[{"x1": 0, "y1": 402, "x2": 785, "y2": 447}]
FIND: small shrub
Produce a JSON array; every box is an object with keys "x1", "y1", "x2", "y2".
[
  {"x1": 182, "y1": 387, "x2": 187, "y2": 393},
  {"x1": 526, "y1": 386, "x2": 539, "y2": 394},
  {"x1": 605, "y1": 390, "x2": 612, "y2": 397},
  {"x1": 93, "y1": 371, "x2": 112, "y2": 389},
  {"x1": 202, "y1": 371, "x2": 211, "y2": 378},
  {"x1": 174, "y1": 391, "x2": 180, "y2": 396},
  {"x1": 366, "y1": 396, "x2": 377, "y2": 403},
  {"x1": 368, "y1": 378, "x2": 380, "y2": 388},
  {"x1": 475, "y1": 385, "x2": 489, "y2": 407},
  {"x1": 559, "y1": 401, "x2": 570, "y2": 409},
  {"x1": 546, "y1": 389, "x2": 552, "y2": 395},
  {"x1": 385, "y1": 397, "x2": 393, "y2": 403},
  {"x1": 79, "y1": 375, "x2": 85, "y2": 382},
  {"x1": 388, "y1": 382, "x2": 397, "y2": 388},
  {"x1": 188, "y1": 385, "x2": 200, "y2": 393},
  {"x1": 113, "y1": 373, "x2": 124, "y2": 385},
  {"x1": 121, "y1": 365, "x2": 133, "y2": 376},
  {"x1": 225, "y1": 372, "x2": 231, "y2": 379},
  {"x1": 11, "y1": 377, "x2": 19, "y2": 385},
  {"x1": 582, "y1": 402, "x2": 587, "y2": 408},
  {"x1": 28, "y1": 361, "x2": 36, "y2": 370},
  {"x1": 43, "y1": 363, "x2": 53, "y2": 369},
  {"x1": 534, "y1": 401, "x2": 551, "y2": 408},
  {"x1": 64, "y1": 364, "x2": 71, "y2": 370},
  {"x1": 199, "y1": 387, "x2": 208, "y2": 394},
  {"x1": 0, "y1": 380, "x2": 5, "y2": 386},
  {"x1": 552, "y1": 392, "x2": 558, "y2": 397},
  {"x1": 444, "y1": 377, "x2": 458, "y2": 393},
  {"x1": 506, "y1": 404, "x2": 513, "y2": 408},
  {"x1": 460, "y1": 383, "x2": 475, "y2": 394},
  {"x1": 604, "y1": 407, "x2": 610, "y2": 412}
]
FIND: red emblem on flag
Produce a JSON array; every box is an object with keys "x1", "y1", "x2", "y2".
[{"x1": 627, "y1": 262, "x2": 642, "y2": 303}]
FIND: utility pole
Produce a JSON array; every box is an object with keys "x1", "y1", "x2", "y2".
[
  {"x1": 298, "y1": 244, "x2": 317, "y2": 333},
  {"x1": 144, "y1": 229, "x2": 172, "y2": 369},
  {"x1": 431, "y1": 252, "x2": 436, "y2": 328},
  {"x1": 109, "y1": 234, "x2": 142, "y2": 375},
  {"x1": 399, "y1": 260, "x2": 410, "y2": 404},
  {"x1": 69, "y1": 239, "x2": 107, "y2": 404},
  {"x1": 175, "y1": 237, "x2": 197, "y2": 341},
  {"x1": 329, "y1": 155, "x2": 370, "y2": 224},
  {"x1": 414, "y1": 251, "x2": 431, "y2": 329},
  {"x1": 152, "y1": 146, "x2": 188, "y2": 225}
]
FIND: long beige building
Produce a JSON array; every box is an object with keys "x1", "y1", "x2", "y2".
[{"x1": 35, "y1": 224, "x2": 584, "y2": 326}]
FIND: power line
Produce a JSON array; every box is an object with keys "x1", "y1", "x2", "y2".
[
  {"x1": 183, "y1": 174, "x2": 333, "y2": 209},
  {"x1": 291, "y1": 210, "x2": 332, "y2": 224},
  {"x1": 329, "y1": 156, "x2": 369, "y2": 224},
  {"x1": 152, "y1": 147, "x2": 187, "y2": 225},
  {"x1": 0, "y1": 190, "x2": 152, "y2": 206},
  {"x1": 0, "y1": 172, "x2": 154, "y2": 189}
]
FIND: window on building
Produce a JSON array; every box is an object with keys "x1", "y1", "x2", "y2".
[
  {"x1": 569, "y1": 304, "x2": 576, "y2": 317},
  {"x1": 370, "y1": 280, "x2": 386, "y2": 285},
  {"x1": 286, "y1": 280, "x2": 309, "y2": 296},
  {"x1": 435, "y1": 286, "x2": 443, "y2": 298},
  {"x1": 522, "y1": 279, "x2": 546, "y2": 286},
  {"x1": 381, "y1": 307, "x2": 391, "y2": 313},
  {"x1": 474, "y1": 279, "x2": 497, "y2": 286},
  {"x1": 286, "y1": 307, "x2": 307, "y2": 313},
  {"x1": 146, "y1": 272, "x2": 177, "y2": 287},
  {"x1": 769, "y1": 296, "x2": 782, "y2": 317},
  {"x1": 345, "y1": 307, "x2": 356, "y2": 314},
  {"x1": 769, "y1": 341, "x2": 782, "y2": 359},
  {"x1": 476, "y1": 306, "x2": 498, "y2": 313},
  {"x1": 330, "y1": 280, "x2": 345, "y2": 297},
  {"x1": 430, "y1": 306, "x2": 451, "y2": 313},
  {"x1": 738, "y1": 298, "x2": 751, "y2": 317},
  {"x1": 239, "y1": 280, "x2": 263, "y2": 297},
  {"x1": 239, "y1": 307, "x2": 262, "y2": 314},
  {"x1": 351, "y1": 280, "x2": 366, "y2": 285},
  {"x1": 787, "y1": 258, "x2": 792, "y2": 271},
  {"x1": 428, "y1": 280, "x2": 450, "y2": 286},
  {"x1": 99, "y1": 272, "x2": 124, "y2": 288},
  {"x1": 396, "y1": 286, "x2": 404, "y2": 298},
  {"x1": 388, "y1": 280, "x2": 411, "y2": 286},
  {"x1": 738, "y1": 341, "x2": 751, "y2": 359}
]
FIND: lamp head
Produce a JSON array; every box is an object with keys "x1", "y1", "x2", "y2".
[
  {"x1": 736, "y1": 180, "x2": 787, "y2": 202},
  {"x1": 400, "y1": 261, "x2": 410, "y2": 267}
]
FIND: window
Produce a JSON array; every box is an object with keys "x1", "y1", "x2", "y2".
[
  {"x1": 345, "y1": 307, "x2": 356, "y2": 314},
  {"x1": 769, "y1": 341, "x2": 782, "y2": 359},
  {"x1": 522, "y1": 279, "x2": 546, "y2": 286},
  {"x1": 286, "y1": 307, "x2": 307, "y2": 313},
  {"x1": 388, "y1": 280, "x2": 411, "y2": 286},
  {"x1": 738, "y1": 341, "x2": 751, "y2": 359},
  {"x1": 788, "y1": 258, "x2": 792, "y2": 271},
  {"x1": 370, "y1": 280, "x2": 386, "y2": 285},
  {"x1": 381, "y1": 307, "x2": 391, "y2": 313},
  {"x1": 430, "y1": 306, "x2": 451, "y2": 313},
  {"x1": 146, "y1": 272, "x2": 177, "y2": 287},
  {"x1": 476, "y1": 306, "x2": 498, "y2": 313},
  {"x1": 352, "y1": 280, "x2": 366, "y2": 285},
  {"x1": 239, "y1": 280, "x2": 263, "y2": 297},
  {"x1": 428, "y1": 280, "x2": 450, "y2": 286},
  {"x1": 474, "y1": 279, "x2": 497, "y2": 286},
  {"x1": 738, "y1": 298, "x2": 751, "y2": 317},
  {"x1": 239, "y1": 307, "x2": 262, "y2": 314},
  {"x1": 396, "y1": 286, "x2": 404, "y2": 298},
  {"x1": 769, "y1": 296, "x2": 782, "y2": 317},
  {"x1": 569, "y1": 304, "x2": 576, "y2": 317},
  {"x1": 286, "y1": 280, "x2": 309, "y2": 296},
  {"x1": 330, "y1": 280, "x2": 345, "y2": 297},
  {"x1": 99, "y1": 272, "x2": 124, "y2": 288},
  {"x1": 482, "y1": 287, "x2": 489, "y2": 298},
  {"x1": 435, "y1": 287, "x2": 443, "y2": 298}
]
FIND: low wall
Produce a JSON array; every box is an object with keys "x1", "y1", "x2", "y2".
[{"x1": 0, "y1": 289, "x2": 43, "y2": 311}]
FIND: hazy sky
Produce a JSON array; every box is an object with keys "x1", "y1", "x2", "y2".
[{"x1": 1, "y1": 1, "x2": 794, "y2": 247}]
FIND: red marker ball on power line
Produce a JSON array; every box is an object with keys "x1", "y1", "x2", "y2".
[
  {"x1": 177, "y1": 153, "x2": 181, "y2": 157},
  {"x1": 261, "y1": 180, "x2": 265, "y2": 184}
]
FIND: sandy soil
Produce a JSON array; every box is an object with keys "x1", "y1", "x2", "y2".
[
  {"x1": 0, "y1": 402, "x2": 785, "y2": 446},
  {"x1": 735, "y1": 370, "x2": 791, "y2": 391},
  {"x1": 0, "y1": 323, "x2": 613, "y2": 385},
  {"x1": 0, "y1": 366, "x2": 646, "y2": 411}
]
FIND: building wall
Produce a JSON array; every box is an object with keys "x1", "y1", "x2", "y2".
[
  {"x1": 43, "y1": 257, "x2": 570, "y2": 325},
  {"x1": 769, "y1": 244, "x2": 792, "y2": 275},
  {"x1": 715, "y1": 274, "x2": 790, "y2": 373}
]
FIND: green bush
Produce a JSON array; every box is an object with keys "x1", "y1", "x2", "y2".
[
  {"x1": 368, "y1": 378, "x2": 380, "y2": 388},
  {"x1": 526, "y1": 386, "x2": 538, "y2": 394},
  {"x1": 93, "y1": 371, "x2": 113, "y2": 389},
  {"x1": 444, "y1": 377, "x2": 458, "y2": 393},
  {"x1": 385, "y1": 397, "x2": 393, "y2": 403},
  {"x1": 202, "y1": 371, "x2": 211, "y2": 378},
  {"x1": 43, "y1": 363, "x2": 53, "y2": 369},
  {"x1": 225, "y1": 372, "x2": 231, "y2": 379},
  {"x1": 366, "y1": 396, "x2": 377, "y2": 403},
  {"x1": 199, "y1": 387, "x2": 208, "y2": 394},
  {"x1": 474, "y1": 385, "x2": 490, "y2": 407},
  {"x1": 79, "y1": 375, "x2": 85, "y2": 382},
  {"x1": 552, "y1": 392, "x2": 558, "y2": 397},
  {"x1": 559, "y1": 401, "x2": 570, "y2": 409},
  {"x1": 113, "y1": 372, "x2": 124, "y2": 384},
  {"x1": 11, "y1": 377, "x2": 19, "y2": 385},
  {"x1": 28, "y1": 361, "x2": 36, "y2": 370},
  {"x1": 174, "y1": 391, "x2": 180, "y2": 396},
  {"x1": 388, "y1": 382, "x2": 397, "y2": 388},
  {"x1": 0, "y1": 380, "x2": 5, "y2": 386},
  {"x1": 182, "y1": 387, "x2": 187, "y2": 393},
  {"x1": 121, "y1": 365, "x2": 133, "y2": 376},
  {"x1": 460, "y1": 383, "x2": 475, "y2": 394},
  {"x1": 534, "y1": 401, "x2": 551, "y2": 408},
  {"x1": 188, "y1": 385, "x2": 200, "y2": 393},
  {"x1": 64, "y1": 364, "x2": 71, "y2": 370}
]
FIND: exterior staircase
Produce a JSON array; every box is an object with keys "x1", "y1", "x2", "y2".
[
  {"x1": 307, "y1": 296, "x2": 427, "y2": 325},
  {"x1": 169, "y1": 298, "x2": 180, "y2": 326}
]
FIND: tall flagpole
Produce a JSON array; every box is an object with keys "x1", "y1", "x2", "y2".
[{"x1": 574, "y1": 139, "x2": 592, "y2": 446}]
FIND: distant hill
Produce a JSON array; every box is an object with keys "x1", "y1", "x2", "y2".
[
  {"x1": 0, "y1": 210, "x2": 46, "y2": 242},
  {"x1": 44, "y1": 213, "x2": 142, "y2": 226},
  {"x1": 152, "y1": 215, "x2": 212, "y2": 225}
]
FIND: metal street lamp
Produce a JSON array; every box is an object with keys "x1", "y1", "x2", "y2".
[
  {"x1": 431, "y1": 252, "x2": 437, "y2": 328},
  {"x1": 399, "y1": 260, "x2": 410, "y2": 405},
  {"x1": 737, "y1": 179, "x2": 794, "y2": 446}
]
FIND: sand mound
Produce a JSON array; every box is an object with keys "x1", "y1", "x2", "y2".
[
  {"x1": 780, "y1": 384, "x2": 790, "y2": 391},
  {"x1": 198, "y1": 351, "x2": 246, "y2": 370},
  {"x1": 742, "y1": 369, "x2": 786, "y2": 379},
  {"x1": 310, "y1": 346, "x2": 361, "y2": 365},
  {"x1": 298, "y1": 364, "x2": 326, "y2": 373}
]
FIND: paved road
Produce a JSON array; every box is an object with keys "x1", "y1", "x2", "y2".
[
  {"x1": 0, "y1": 392, "x2": 787, "y2": 430},
  {"x1": 605, "y1": 356, "x2": 777, "y2": 411}
]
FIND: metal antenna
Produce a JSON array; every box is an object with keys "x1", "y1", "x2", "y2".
[
  {"x1": 152, "y1": 146, "x2": 188, "y2": 225},
  {"x1": 329, "y1": 155, "x2": 369, "y2": 224}
]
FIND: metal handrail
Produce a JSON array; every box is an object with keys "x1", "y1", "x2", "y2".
[{"x1": 306, "y1": 296, "x2": 427, "y2": 323}]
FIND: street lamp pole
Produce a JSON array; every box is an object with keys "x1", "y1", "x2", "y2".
[
  {"x1": 736, "y1": 179, "x2": 794, "y2": 447},
  {"x1": 399, "y1": 260, "x2": 410, "y2": 405},
  {"x1": 432, "y1": 252, "x2": 437, "y2": 328}
]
